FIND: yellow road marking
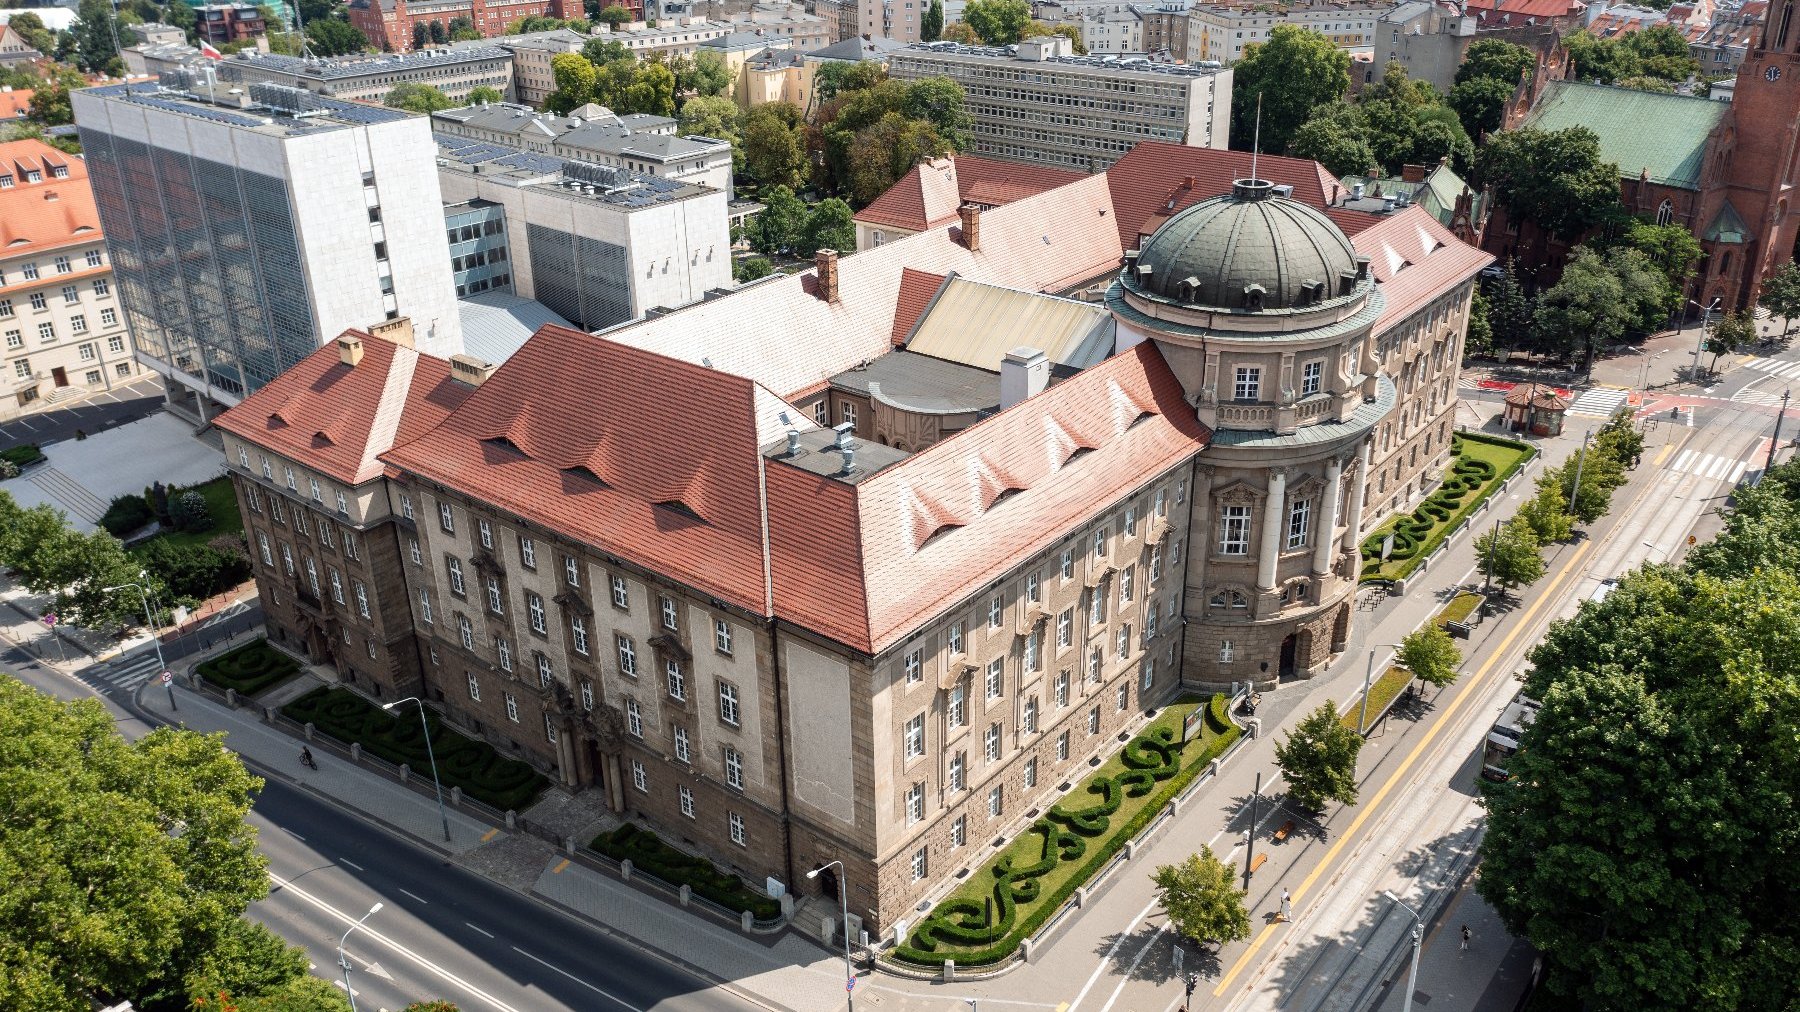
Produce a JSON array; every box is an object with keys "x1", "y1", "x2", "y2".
[
  {"x1": 481, "y1": 828, "x2": 499, "y2": 843},
  {"x1": 552, "y1": 858, "x2": 570, "y2": 874},
  {"x1": 1653, "y1": 441, "x2": 1676, "y2": 467},
  {"x1": 1213, "y1": 538, "x2": 1595, "y2": 997}
]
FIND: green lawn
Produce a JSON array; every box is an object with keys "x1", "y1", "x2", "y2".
[
  {"x1": 145, "y1": 476, "x2": 243, "y2": 550},
  {"x1": 1436, "y1": 591, "x2": 1485, "y2": 627},
  {"x1": 896, "y1": 695, "x2": 1241, "y2": 967},
  {"x1": 1343, "y1": 665, "x2": 1413, "y2": 732},
  {"x1": 1361, "y1": 434, "x2": 1535, "y2": 582}
]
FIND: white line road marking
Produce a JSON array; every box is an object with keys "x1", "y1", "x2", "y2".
[
  {"x1": 1097, "y1": 923, "x2": 1169, "y2": 1012},
  {"x1": 284, "y1": 829, "x2": 306, "y2": 841},
  {"x1": 509, "y1": 946, "x2": 643, "y2": 1011},
  {"x1": 267, "y1": 873, "x2": 526, "y2": 1012},
  {"x1": 1068, "y1": 895, "x2": 1162, "y2": 1012},
  {"x1": 398, "y1": 888, "x2": 428, "y2": 904},
  {"x1": 340, "y1": 859, "x2": 364, "y2": 872},
  {"x1": 466, "y1": 922, "x2": 494, "y2": 938}
]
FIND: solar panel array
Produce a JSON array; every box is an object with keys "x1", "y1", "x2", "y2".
[{"x1": 121, "y1": 91, "x2": 270, "y2": 129}]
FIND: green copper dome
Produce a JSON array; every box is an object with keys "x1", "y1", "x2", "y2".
[{"x1": 1129, "y1": 179, "x2": 1360, "y2": 313}]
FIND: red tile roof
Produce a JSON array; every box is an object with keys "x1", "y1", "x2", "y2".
[
  {"x1": 1468, "y1": 0, "x2": 1584, "y2": 20},
  {"x1": 768, "y1": 341, "x2": 1210, "y2": 653},
  {"x1": 1104, "y1": 141, "x2": 1380, "y2": 250},
  {"x1": 215, "y1": 332, "x2": 473, "y2": 486},
  {"x1": 855, "y1": 155, "x2": 1086, "y2": 233},
  {"x1": 382, "y1": 326, "x2": 775, "y2": 616},
  {"x1": 892, "y1": 268, "x2": 947, "y2": 345},
  {"x1": 0, "y1": 139, "x2": 100, "y2": 257},
  {"x1": 0, "y1": 89, "x2": 32, "y2": 119},
  {"x1": 1353, "y1": 205, "x2": 1495, "y2": 332}
]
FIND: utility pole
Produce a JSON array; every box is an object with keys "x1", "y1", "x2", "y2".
[
  {"x1": 1769, "y1": 390, "x2": 1791, "y2": 477},
  {"x1": 1481, "y1": 514, "x2": 1501, "y2": 599},
  {"x1": 1243, "y1": 770, "x2": 1261, "y2": 886},
  {"x1": 1568, "y1": 429, "x2": 1592, "y2": 523}
]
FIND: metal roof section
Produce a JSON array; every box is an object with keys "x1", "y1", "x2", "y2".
[
  {"x1": 87, "y1": 75, "x2": 413, "y2": 135},
  {"x1": 1704, "y1": 199, "x2": 1751, "y2": 244},
  {"x1": 903, "y1": 276, "x2": 1114, "y2": 373},
  {"x1": 828, "y1": 350, "x2": 1001, "y2": 415},
  {"x1": 434, "y1": 133, "x2": 717, "y2": 205},
  {"x1": 1521, "y1": 79, "x2": 1727, "y2": 191},
  {"x1": 458, "y1": 291, "x2": 574, "y2": 365},
  {"x1": 218, "y1": 45, "x2": 511, "y2": 82}
]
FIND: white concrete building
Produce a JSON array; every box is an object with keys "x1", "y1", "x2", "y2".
[
  {"x1": 71, "y1": 75, "x2": 464, "y2": 415},
  {"x1": 215, "y1": 46, "x2": 516, "y2": 106},
  {"x1": 432, "y1": 102, "x2": 734, "y2": 192},
  {"x1": 1186, "y1": 1, "x2": 1387, "y2": 63},
  {"x1": 888, "y1": 36, "x2": 1231, "y2": 172}
]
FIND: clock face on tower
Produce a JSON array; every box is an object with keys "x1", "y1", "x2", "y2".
[{"x1": 1770, "y1": 65, "x2": 1785, "y2": 82}]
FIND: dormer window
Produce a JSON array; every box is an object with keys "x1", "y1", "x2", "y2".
[{"x1": 1243, "y1": 284, "x2": 1266, "y2": 311}]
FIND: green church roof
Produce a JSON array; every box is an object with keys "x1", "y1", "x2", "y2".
[{"x1": 1521, "y1": 80, "x2": 1728, "y2": 191}]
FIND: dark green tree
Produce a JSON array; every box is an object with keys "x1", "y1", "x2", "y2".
[
  {"x1": 922, "y1": 0, "x2": 944, "y2": 41},
  {"x1": 4, "y1": 11, "x2": 56, "y2": 54},
  {"x1": 901, "y1": 75, "x2": 971, "y2": 150},
  {"x1": 597, "y1": 3, "x2": 631, "y2": 27},
  {"x1": 467, "y1": 84, "x2": 503, "y2": 104},
  {"x1": 1485, "y1": 258, "x2": 1535, "y2": 351},
  {"x1": 961, "y1": 0, "x2": 1031, "y2": 45},
  {"x1": 427, "y1": 19, "x2": 446, "y2": 44},
  {"x1": 1454, "y1": 38, "x2": 1534, "y2": 88},
  {"x1": 1705, "y1": 310, "x2": 1757, "y2": 372},
  {"x1": 305, "y1": 18, "x2": 367, "y2": 56},
  {"x1": 1236, "y1": 25, "x2": 1351, "y2": 157},
  {"x1": 1448, "y1": 74, "x2": 1515, "y2": 140},
  {"x1": 678, "y1": 48, "x2": 732, "y2": 97},
  {"x1": 801, "y1": 197, "x2": 856, "y2": 257},
  {"x1": 1474, "y1": 126, "x2": 1621, "y2": 240},
  {"x1": 1516, "y1": 479, "x2": 1576, "y2": 544},
  {"x1": 412, "y1": 21, "x2": 427, "y2": 49},
  {"x1": 1288, "y1": 101, "x2": 1377, "y2": 177},
  {"x1": 72, "y1": 0, "x2": 122, "y2": 73},
  {"x1": 1465, "y1": 288, "x2": 1494, "y2": 356},
  {"x1": 1151, "y1": 848, "x2": 1252, "y2": 946},
  {"x1": 1759, "y1": 258, "x2": 1800, "y2": 341},
  {"x1": 742, "y1": 101, "x2": 807, "y2": 188},
  {"x1": 1474, "y1": 517, "x2": 1545, "y2": 588},
  {"x1": 845, "y1": 111, "x2": 947, "y2": 203},
  {"x1": 1398, "y1": 624, "x2": 1461, "y2": 689},
  {"x1": 1274, "y1": 702, "x2": 1363, "y2": 811},
  {"x1": 384, "y1": 81, "x2": 455, "y2": 113},
  {"x1": 446, "y1": 15, "x2": 480, "y2": 40},
  {"x1": 733, "y1": 255, "x2": 773, "y2": 282},
  {"x1": 749, "y1": 185, "x2": 808, "y2": 255}
]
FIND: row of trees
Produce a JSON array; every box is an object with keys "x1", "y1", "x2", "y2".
[
  {"x1": 385, "y1": 82, "x2": 503, "y2": 114},
  {"x1": 936, "y1": 0, "x2": 1084, "y2": 51},
  {"x1": 1480, "y1": 455, "x2": 1800, "y2": 1009},
  {"x1": 548, "y1": 42, "x2": 733, "y2": 117},
  {"x1": 1562, "y1": 23, "x2": 1701, "y2": 92},
  {"x1": 745, "y1": 185, "x2": 855, "y2": 258},
  {"x1": 1287, "y1": 61, "x2": 1475, "y2": 178}
]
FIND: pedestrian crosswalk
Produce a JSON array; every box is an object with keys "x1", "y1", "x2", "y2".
[
  {"x1": 1733, "y1": 386, "x2": 1790, "y2": 408},
  {"x1": 1744, "y1": 357, "x2": 1800, "y2": 380},
  {"x1": 1566, "y1": 386, "x2": 1630, "y2": 418},
  {"x1": 88, "y1": 650, "x2": 168, "y2": 691},
  {"x1": 1668, "y1": 448, "x2": 1751, "y2": 483}
]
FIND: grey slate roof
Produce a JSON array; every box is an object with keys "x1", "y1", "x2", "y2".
[{"x1": 458, "y1": 291, "x2": 573, "y2": 365}]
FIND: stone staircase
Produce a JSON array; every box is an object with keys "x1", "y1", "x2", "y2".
[{"x1": 29, "y1": 466, "x2": 110, "y2": 525}]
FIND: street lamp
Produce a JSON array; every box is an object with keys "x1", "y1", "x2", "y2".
[
  {"x1": 382, "y1": 697, "x2": 451, "y2": 842},
  {"x1": 338, "y1": 901, "x2": 383, "y2": 1012},
  {"x1": 104, "y1": 580, "x2": 172, "y2": 711},
  {"x1": 1382, "y1": 890, "x2": 1424, "y2": 1012},
  {"x1": 1360, "y1": 643, "x2": 1404, "y2": 734},
  {"x1": 807, "y1": 860, "x2": 855, "y2": 1010},
  {"x1": 1689, "y1": 297, "x2": 1722, "y2": 382},
  {"x1": 1639, "y1": 349, "x2": 1665, "y2": 390}
]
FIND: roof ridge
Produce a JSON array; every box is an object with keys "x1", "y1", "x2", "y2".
[{"x1": 357, "y1": 343, "x2": 418, "y2": 483}]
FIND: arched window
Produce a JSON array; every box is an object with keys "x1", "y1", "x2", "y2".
[{"x1": 1655, "y1": 200, "x2": 1674, "y2": 227}]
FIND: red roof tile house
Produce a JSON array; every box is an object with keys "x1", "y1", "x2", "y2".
[
  {"x1": 215, "y1": 150, "x2": 1489, "y2": 938},
  {"x1": 852, "y1": 154, "x2": 1087, "y2": 251}
]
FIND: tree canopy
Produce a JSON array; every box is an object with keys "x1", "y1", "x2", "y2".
[
  {"x1": 304, "y1": 17, "x2": 365, "y2": 56},
  {"x1": 1398, "y1": 624, "x2": 1461, "y2": 688},
  {"x1": 677, "y1": 48, "x2": 732, "y2": 98},
  {"x1": 961, "y1": 0, "x2": 1031, "y2": 45},
  {"x1": 811, "y1": 74, "x2": 965, "y2": 203},
  {"x1": 1475, "y1": 126, "x2": 1621, "y2": 240},
  {"x1": 1562, "y1": 23, "x2": 1700, "y2": 86},
  {"x1": 1275, "y1": 702, "x2": 1363, "y2": 811},
  {"x1": 1474, "y1": 517, "x2": 1545, "y2": 589},
  {"x1": 743, "y1": 101, "x2": 808, "y2": 189},
  {"x1": 383, "y1": 82, "x2": 455, "y2": 114},
  {"x1": 1152, "y1": 848, "x2": 1252, "y2": 946},
  {"x1": 1760, "y1": 259, "x2": 1800, "y2": 340},
  {"x1": 922, "y1": 0, "x2": 944, "y2": 42},
  {"x1": 1233, "y1": 25, "x2": 1351, "y2": 156},
  {"x1": 72, "y1": 0, "x2": 123, "y2": 74}
]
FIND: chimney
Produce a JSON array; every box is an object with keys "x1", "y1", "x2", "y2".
[
  {"x1": 366, "y1": 315, "x2": 415, "y2": 348},
  {"x1": 1352, "y1": 181, "x2": 1365, "y2": 200},
  {"x1": 1182, "y1": 174, "x2": 1195, "y2": 188},
  {"x1": 958, "y1": 202, "x2": 981, "y2": 251},
  {"x1": 814, "y1": 248, "x2": 840, "y2": 303},
  {"x1": 450, "y1": 353, "x2": 497, "y2": 387},
  {"x1": 1401, "y1": 163, "x2": 1427, "y2": 183},
  {"x1": 833, "y1": 421, "x2": 857, "y2": 474},
  {"x1": 336, "y1": 335, "x2": 364, "y2": 367},
  {"x1": 1000, "y1": 347, "x2": 1050, "y2": 409}
]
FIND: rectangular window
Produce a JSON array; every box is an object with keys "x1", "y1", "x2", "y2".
[
  {"x1": 674, "y1": 724, "x2": 690, "y2": 763},
  {"x1": 618, "y1": 635, "x2": 637, "y2": 677},
  {"x1": 714, "y1": 619, "x2": 732, "y2": 655},
  {"x1": 679, "y1": 785, "x2": 695, "y2": 818},
  {"x1": 987, "y1": 594, "x2": 1003, "y2": 628},
  {"x1": 528, "y1": 593, "x2": 547, "y2": 634},
  {"x1": 497, "y1": 636, "x2": 513, "y2": 671},
  {"x1": 467, "y1": 672, "x2": 481, "y2": 701},
  {"x1": 911, "y1": 846, "x2": 928, "y2": 881},
  {"x1": 626, "y1": 698, "x2": 643, "y2": 737},
  {"x1": 564, "y1": 554, "x2": 580, "y2": 586},
  {"x1": 478, "y1": 518, "x2": 492, "y2": 549},
  {"x1": 951, "y1": 814, "x2": 966, "y2": 848},
  {"x1": 661, "y1": 596, "x2": 679, "y2": 630},
  {"x1": 1089, "y1": 706, "x2": 1101, "y2": 735},
  {"x1": 581, "y1": 680, "x2": 594, "y2": 711},
  {"x1": 1024, "y1": 756, "x2": 1038, "y2": 788},
  {"x1": 400, "y1": 494, "x2": 415, "y2": 520},
  {"x1": 3, "y1": 330, "x2": 17, "y2": 349},
  {"x1": 1089, "y1": 586, "x2": 1107, "y2": 626},
  {"x1": 948, "y1": 750, "x2": 965, "y2": 792},
  {"x1": 665, "y1": 659, "x2": 686, "y2": 700},
  {"x1": 520, "y1": 537, "x2": 537, "y2": 568},
  {"x1": 986, "y1": 658, "x2": 1003, "y2": 699},
  {"x1": 1220, "y1": 505, "x2": 1252, "y2": 555},
  {"x1": 486, "y1": 576, "x2": 503, "y2": 614},
  {"x1": 841, "y1": 401, "x2": 857, "y2": 427},
  {"x1": 53, "y1": 256, "x2": 69, "y2": 274},
  {"x1": 948, "y1": 621, "x2": 963, "y2": 654},
  {"x1": 1117, "y1": 682, "x2": 1130, "y2": 711},
  {"x1": 610, "y1": 575, "x2": 629, "y2": 609},
  {"x1": 72, "y1": 318, "x2": 88, "y2": 338},
  {"x1": 725, "y1": 745, "x2": 744, "y2": 789},
  {"x1": 719, "y1": 681, "x2": 740, "y2": 726},
  {"x1": 984, "y1": 722, "x2": 1001, "y2": 762},
  {"x1": 1117, "y1": 624, "x2": 1131, "y2": 660},
  {"x1": 571, "y1": 615, "x2": 589, "y2": 655},
  {"x1": 504, "y1": 693, "x2": 519, "y2": 723},
  {"x1": 102, "y1": 308, "x2": 118, "y2": 328},
  {"x1": 1026, "y1": 571, "x2": 1040, "y2": 602},
  {"x1": 1125, "y1": 506, "x2": 1138, "y2": 537},
  {"x1": 1023, "y1": 696, "x2": 1039, "y2": 735},
  {"x1": 1024, "y1": 628, "x2": 1041, "y2": 672},
  {"x1": 36, "y1": 322, "x2": 52, "y2": 343},
  {"x1": 1060, "y1": 548, "x2": 1074, "y2": 579},
  {"x1": 1234, "y1": 366, "x2": 1261, "y2": 400},
  {"x1": 1092, "y1": 528, "x2": 1106, "y2": 558},
  {"x1": 86, "y1": 249, "x2": 102, "y2": 268},
  {"x1": 1055, "y1": 669, "x2": 1070, "y2": 708},
  {"x1": 906, "y1": 782, "x2": 924, "y2": 823},
  {"x1": 904, "y1": 648, "x2": 922, "y2": 684},
  {"x1": 1301, "y1": 359, "x2": 1323, "y2": 396},
  {"x1": 458, "y1": 616, "x2": 474, "y2": 650},
  {"x1": 988, "y1": 784, "x2": 1003, "y2": 817},
  {"x1": 1287, "y1": 497, "x2": 1311, "y2": 550},
  {"x1": 354, "y1": 581, "x2": 370, "y2": 618},
  {"x1": 417, "y1": 588, "x2": 432, "y2": 623},
  {"x1": 447, "y1": 556, "x2": 465, "y2": 596},
  {"x1": 439, "y1": 502, "x2": 455, "y2": 533},
  {"x1": 948, "y1": 684, "x2": 965, "y2": 727},
  {"x1": 1120, "y1": 564, "x2": 1135, "y2": 605},
  {"x1": 904, "y1": 713, "x2": 925, "y2": 758},
  {"x1": 545, "y1": 714, "x2": 559, "y2": 744},
  {"x1": 1057, "y1": 609, "x2": 1072, "y2": 647},
  {"x1": 257, "y1": 533, "x2": 273, "y2": 566},
  {"x1": 409, "y1": 538, "x2": 422, "y2": 566},
  {"x1": 631, "y1": 759, "x2": 647, "y2": 792},
  {"x1": 1141, "y1": 658, "x2": 1155, "y2": 690},
  {"x1": 1057, "y1": 730, "x2": 1070, "y2": 761}
]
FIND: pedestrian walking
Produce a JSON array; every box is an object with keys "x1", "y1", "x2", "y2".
[
  {"x1": 1281, "y1": 889, "x2": 1292, "y2": 923},
  {"x1": 1461, "y1": 925, "x2": 1471, "y2": 951}
]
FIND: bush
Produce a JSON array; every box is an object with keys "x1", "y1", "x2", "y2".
[
  {"x1": 591, "y1": 824, "x2": 780, "y2": 920},
  {"x1": 196, "y1": 638, "x2": 301, "y2": 695},
  {"x1": 1, "y1": 444, "x2": 45, "y2": 469},
  {"x1": 134, "y1": 538, "x2": 250, "y2": 605},
  {"x1": 172, "y1": 489, "x2": 214, "y2": 533},
  {"x1": 282, "y1": 687, "x2": 549, "y2": 810},
  {"x1": 101, "y1": 494, "x2": 155, "y2": 537},
  {"x1": 0, "y1": 459, "x2": 18, "y2": 480}
]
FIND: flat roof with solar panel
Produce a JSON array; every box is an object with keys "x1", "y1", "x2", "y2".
[
  {"x1": 83, "y1": 77, "x2": 413, "y2": 136},
  {"x1": 434, "y1": 134, "x2": 716, "y2": 209}
]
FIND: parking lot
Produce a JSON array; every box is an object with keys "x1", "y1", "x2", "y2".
[{"x1": 0, "y1": 375, "x2": 167, "y2": 450}]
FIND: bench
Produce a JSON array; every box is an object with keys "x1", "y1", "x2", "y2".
[
  {"x1": 1249, "y1": 853, "x2": 1268, "y2": 874},
  {"x1": 1273, "y1": 820, "x2": 1296, "y2": 843}
]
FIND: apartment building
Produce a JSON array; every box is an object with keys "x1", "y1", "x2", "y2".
[
  {"x1": 1186, "y1": 0, "x2": 1388, "y2": 63},
  {"x1": 1141, "y1": 2, "x2": 1193, "y2": 58},
  {"x1": 1040, "y1": 7, "x2": 1148, "y2": 55},
  {"x1": 213, "y1": 138, "x2": 1488, "y2": 936},
  {"x1": 475, "y1": 28, "x2": 586, "y2": 107},
  {"x1": 432, "y1": 102, "x2": 734, "y2": 191},
  {"x1": 72, "y1": 75, "x2": 463, "y2": 415},
  {"x1": 195, "y1": 3, "x2": 268, "y2": 45},
  {"x1": 435, "y1": 137, "x2": 732, "y2": 331},
  {"x1": 348, "y1": 0, "x2": 593, "y2": 53},
  {"x1": 0, "y1": 139, "x2": 143, "y2": 417},
  {"x1": 216, "y1": 47, "x2": 516, "y2": 106},
  {"x1": 888, "y1": 36, "x2": 1231, "y2": 172}
]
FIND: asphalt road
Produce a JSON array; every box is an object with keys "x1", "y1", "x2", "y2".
[{"x1": 0, "y1": 375, "x2": 166, "y2": 450}]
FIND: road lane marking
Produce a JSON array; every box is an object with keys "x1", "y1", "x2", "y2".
[
  {"x1": 268, "y1": 874, "x2": 525, "y2": 1012},
  {"x1": 340, "y1": 859, "x2": 364, "y2": 872},
  {"x1": 1067, "y1": 895, "x2": 1163, "y2": 1011},
  {"x1": 510, "y1": 945, "x2": 643, "y2": 1011},
  {"x1": 1097, "y1": 923, "x2": 1168, "y2": 1012},
  {"x1": 466, "y1": 922, "x2": 494, "y2": 938},
  {"x1": 1652, "y1": 442, "x2": 1676, "y2": 467},
  {"x1": 1212, "y1": 538, "x2": 1595, "y2": 998},
  {"x1": 398, "y1": 888, "x2": 428, "y2": 904},
  {"x1": 552, "y1": 859, "x2": 570, "y2": 873}
]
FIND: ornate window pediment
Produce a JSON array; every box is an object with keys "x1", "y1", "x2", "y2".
[
  {"x1": 1208, "y1": 588, "x2": 1251, "y2": 611},
  {"x1": 1214, "y1": 479, "x2": 1260, "y2": 506}
]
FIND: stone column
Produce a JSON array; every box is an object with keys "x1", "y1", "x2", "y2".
[
  {"x1": 1313, "y1": 455, "x2": 1343, "y2": 576},
  {"x1": 1257, "y1": 468, "x2": 1287, "y2": 591},
  {"x1": 1341, "y1": 438, "x2": 1372, "y2": 554}
]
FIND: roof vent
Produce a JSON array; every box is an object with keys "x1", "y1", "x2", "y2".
[
  {"x1": 336, "y1": 335, "x2": 364, "y2": 367},
  {"x1": 785, "y1": 428, "x2": 801, "y2": 456},
  {"x1": 1352, "y1": 182, "x2": 1366, "y2": 201},
  {"x1": 833, "y1": 421, "x2": 855, "y2": 450}
]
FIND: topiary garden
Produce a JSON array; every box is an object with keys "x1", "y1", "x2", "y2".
[
  {"x1": 282, "y1": 687, "x2": 549, "y2": 811},
  {"x1": 1359, "y1": 433, "x2": 1535, "y2": 582},
  {"x1": 893, "y1": 694, "x2": 1242, "y2": 968},
  {"x1": 195, "y1": 638, "x2": 302, "y2": 696},
  {"x1": 590, "y1": 823, "x2": 782, "y2": 920}
]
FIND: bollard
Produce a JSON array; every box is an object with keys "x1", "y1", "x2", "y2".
[
  {"x1": 225, "y1": 688, "x2": 237, "y2": 708},
  {"x1": 1020, "y1": 937, "x2": 1034, "y2": 963},
  {"x1": 348, "y1": 742, "x2": 361, "y2": 763},
  {"x1": 620, "y1": 858, "x2": 633, "y2": 881},
  {"x1": 263, "y1": 706, "x2": 276, "y2": 723},
  {"x1": 399, "y1": 763, "x2": 411, "y2": 784},
  {"x1": 679, "y1": 884, "x2": 691, "y2": 907},
  {"x1": 1125, "y1": 840, "x2": 1136, "y2": 860},
  {"x1": 1074, "y1": 887, "x2": 1086, "y2": 908},
  {"x1": 566, "y1": 836, "x2": 577, "y2": 856},
  {"x1": 943, "y1": 959, "x2": 956, "y2": 983},
  {"x1": 740, "y1": 910, "x2": 753, "y2": 932},
  {"x1": 449, "y1": 785, "x2": 463, "y2": 807},
  {"x1": 304, "y1": 722, "x2": 316, "y2": 741},
  {"x1": 505, "y1": 809, "x2": 517, "y2": 829},
  {"x1": 820, "y1": 916, "x2": 836, "y2": 944},
  {"x1": 780, "y1": 893, "x2": 795, "y2": 919},
  {"x1": 1209, "y1": 758, "x2": 1221, "y2": 778}
]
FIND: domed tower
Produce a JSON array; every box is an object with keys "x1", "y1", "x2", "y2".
[{"x1": 1108, "y1": 179, "x2": 1397, "y2": 689}]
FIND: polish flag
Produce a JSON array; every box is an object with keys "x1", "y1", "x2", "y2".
[{"x1": 200, "y1": 40, "x2": 224, "y2": 59}]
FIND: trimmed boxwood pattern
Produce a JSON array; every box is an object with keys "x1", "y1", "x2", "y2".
[
  {"x1": 591, "y1": 823, "x2": 781, "y2": 920},
  {"x1": 195, "y1": 638, "x2": 301, "y2": 696},
  {"x1": 282, "y1": 687, "x2": 549, "y2": 811},
  {"x1": 893, "y1": 694, "x2": 1242, "y2": 967},
  {"x1": 1360, "y1": 433, "x2": 1536, "y2": 581}
]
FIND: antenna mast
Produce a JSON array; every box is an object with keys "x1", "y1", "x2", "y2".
[{"x1": 1251, "y1": 91, "x2": 1263, "y2": 182}]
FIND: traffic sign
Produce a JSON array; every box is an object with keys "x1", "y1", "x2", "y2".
[
  {"x1": 160, "y1": 671, "x2": 173, "y2": 684},
  {"x1": 846, "y1": 978, "x2": 856, "y2": 992},
  {"x1": 41, "y1": 613, "x2": 54, "y2": 627}
]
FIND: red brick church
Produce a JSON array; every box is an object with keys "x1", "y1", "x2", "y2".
[{"x1": 1486, "y1": 9, "x2": 1800, "y2": 311}]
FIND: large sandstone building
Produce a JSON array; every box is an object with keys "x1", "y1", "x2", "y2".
[{"x1": 215, "y1": 141, "x2": 1487, "y2": 935}]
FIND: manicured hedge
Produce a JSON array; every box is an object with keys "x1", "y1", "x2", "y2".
[
  {"x1": 1, "y1": 444, "x2": 45, "y2": 469},
  {"x1": 195, "y1": 638, "x2": 300, "y2": 696},
  {"x1": 591, "y1": 823, "x2": 781, "y2": 920},
  {"x1": 283, "y1": 687, "x2": 548, "y2": 811},
  {"x1": 1360, "y1": 434, "x2": 1535, "y2": 582},
  {"x1": 893, "y1": 695, "x2": 1243, "y2": 967}
]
